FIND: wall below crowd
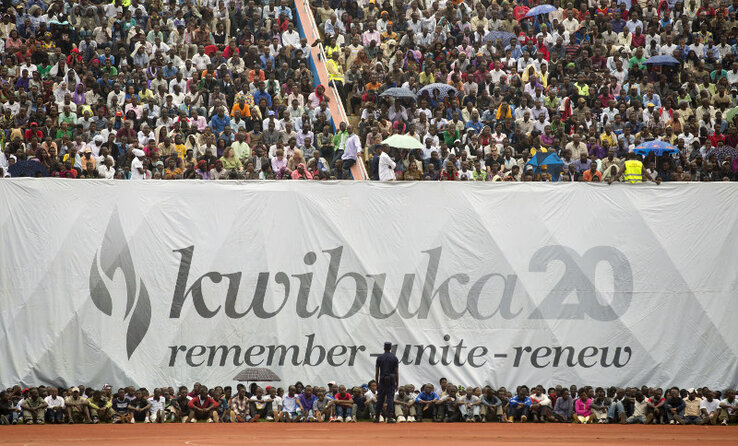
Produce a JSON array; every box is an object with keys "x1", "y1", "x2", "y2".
[{"x1": 1, "y1": 179, "x2": 737, "y2": 389}]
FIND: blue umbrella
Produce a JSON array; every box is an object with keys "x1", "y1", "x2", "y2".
[
  {"x1": 483, "y1": 30, "x2": 516, "y2": 44},
  {"x1": 525, "y1": 4, "x2": 557, "y2": 17},
  {"x1": 379, "y1": 87, "x2": 417, "y2": 100},
  {"x1": 642, "y1": 55, "x2": 680, "y2": 66},
  {"x1": 8, "y1": 160, "x2": 49, "y2": 177},
  {"x1": 418, "y1": 83, "x2": 457, "y2": 99},
  {"x1": 526, "y1": 151, "x2": 563, "y2": 173},
  {"x1": 634, "y1": 140, "x2": 680, "y2": 157}
]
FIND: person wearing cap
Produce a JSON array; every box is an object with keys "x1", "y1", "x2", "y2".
[
  {"x1": 65, "y1": 387, "x2": 91, "y2": 424},
  {"x1": 683, "y1": 388, "x2": 702, "y2": 425},
  {"x1": 374, "y1": 341, "x2": 399, "y2": 423},
  {"x1": 20, "y1": 388, "x2": 47, "y2": 424}
]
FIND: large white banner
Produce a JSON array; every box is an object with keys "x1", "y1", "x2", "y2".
[{"x1": 1, "y1": 179, "x2": 737, "y2": 390}]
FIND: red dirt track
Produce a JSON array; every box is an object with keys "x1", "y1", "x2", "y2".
[{"x1": 1, "y1": 423, "x2": 737, "y2": 445}]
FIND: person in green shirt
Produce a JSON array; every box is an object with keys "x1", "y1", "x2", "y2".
[
  {"x1": 442, "y1": 122, "x2": 460, "y2": 147},
  {"x1": 20, "y1": 388, "x2": 47, "y2": 424},
  {"x1": 629, "y1": 48, "x2": 646, "y2": 70},
  {"x1": 332, "y1": 121, "x2": 348, "y2": 161},
  {"x1": 220, "y1": 146, "x2": 243, "y2": 171},
  {"x1": 102, "y1": 59, "x2": 118, "y2": 78},
  {"x1": 55, "y1": 121, "x2": 73, "y2": 141},
  {"x1": 36, "y1": 63, "x2": 52, "y2": 78}
]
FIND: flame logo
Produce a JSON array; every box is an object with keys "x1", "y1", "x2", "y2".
[{"x1": 89, "y1": 210, "x2": 151, "y2": 359}]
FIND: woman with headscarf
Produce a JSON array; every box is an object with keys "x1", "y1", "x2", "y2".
[
  {"x1": 403, "y1": 50, "x2": 422, "y2": 72},
  {"x1": 72, "y1": 83, "x2": 86, "y2": 106},
  {"x1": 53, "y1": 81, "x2": 71, "y2": 105},
  {"x1": 307, "y1": 85, "x2": 329, "y2": 109}
]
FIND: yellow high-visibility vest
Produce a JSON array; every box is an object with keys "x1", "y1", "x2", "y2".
[
  {"x1": 624, "y1": 159, "x2": 643, "y2": 183},
  {"x1": 326, "y1": 59, "x2": 343, "y2": 83}
]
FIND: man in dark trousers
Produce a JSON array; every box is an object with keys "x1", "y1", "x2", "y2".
[{"x1": 374, "y1": 341, "x2": 399, "y2": 423}]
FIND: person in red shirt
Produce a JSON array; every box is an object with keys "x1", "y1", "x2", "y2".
[
  {"x1": 646, "y1": 388, "x2": 666, "y2": 424},
  {"x1": 333, "y1": 385, "x2": 354, "y2": 422},
  {"x1": 186, "y1": 387, "x2": 219, "y2": 423}
]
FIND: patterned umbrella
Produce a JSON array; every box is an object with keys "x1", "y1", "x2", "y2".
[
  {"x1": 483, "y1": 30, "x2": 517, "y2": 44},
  {"x1": 8, "y1": 160, "x2": 49, "y2": 177},
  {"x1": 707, "y1": 145, "x2": 738, "y2": 162},
  {"x1": 233, "y1": 368, "x2": 281, "y2": 382},
  {"x1": 418, "y1": 83, "x2": 458, "y2": 99},
  {"x1": 634, "y1": 140, "x2": 680, "y2": 157}
]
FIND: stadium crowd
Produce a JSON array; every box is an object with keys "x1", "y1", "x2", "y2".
[
  {"x1": 2, "y1": 381, "x2": 738, "y2": 425},
  {"x1": 2, "y1": 0, "x2": 738, "y2": 182}
]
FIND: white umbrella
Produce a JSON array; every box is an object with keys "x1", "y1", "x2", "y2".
[{"x1": 381, "y1": 134, "x2": 424, "y2": 150}]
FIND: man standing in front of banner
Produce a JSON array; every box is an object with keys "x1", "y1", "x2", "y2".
[{"x1": 374, "y1": 342, "x2": 399, "y2": 423}]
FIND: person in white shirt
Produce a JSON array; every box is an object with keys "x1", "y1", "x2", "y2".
[
  {"x1": 458, "y1": 387, "x2": 481, "y2": 421},
  {"x1": 44, "y1": 387, "x2": 66, "y2": 424},
  {"x1": 130, "y1": 149, "x2": 146, "y2": 180},
  {"x1": 281, "y1": 386, "x2": 299, "y2": 422},
  {"x1": 376, "y1": 145, "x2": 396, "y2": 181},
  {"x1": 281, "y1": 23, "x2": 300, "y2": 50},
  {"x1": 97, "y1": 156, "x2": 116, "y2": 179},
  {"x1": 146, "y1": 389, "x2": 166, "y2": 423},
  {"x1": 364, "y1": 381, "x2": 378, "y2": 420},
  {"x1": 700, "y1": 391, "x2": 720, "y2": 425}
]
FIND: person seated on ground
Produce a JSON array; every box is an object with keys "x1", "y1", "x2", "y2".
[
  {"x1": 394, "y1": 385, "x2": 417, "y2": 423},
  {"x1": 415, "y1": 383, "x2": 439, "y2": 422},
  {"x1": 718, "y1": 390, "x2": 738, "y2": 426},
  {"x1": 186, "y1": 387, "x2": 219, "y2": 423},
  {"x1": 44, "y1": 387, "x2": 66, "y2": 424},
  {"x1": 438, "y1": 384, "x2": 461, "y2": 422},
  {"x1": 248, "y1": 387, "x2": 272, "y2": 422},
  {"x1": 457, "y1": 386, "x2": 481, "y2": 422},
  {"x1": 627, "y1": 392, "x2": 648, "y2": 424},
  {"x1": 700, "y1": 391, "x2": 720, "y2": 425},
  {"x1": 147, "y1": 388, "x2": 166, "y2": 423},
  {"x1": 88, "y1": 390, "x2": 114, "y2": 424},
  {"x1": 574, "y1": 388, "x2": 593, "y2": 424},
  {"x1": 682, "y1": 388, "x2": 702, "y2": 425},
  {"x1": 21, "y1": 388, "x2": 47, "y2": 425},
  {"x1": 553, "y1": 388, "x2": 574, "y2": 422},
  {"x1": 128, "y1": 390, "x2": 150, "y2": 424},
  {"x1": 507, "y1": 387, "x2": 532, "y2": 423},
  {"x1": 65, "y1": 387, "x2": 92, "y2": 424},
  {"x1": 229, "y1": 386, "x2": 250, "y2": 423}
]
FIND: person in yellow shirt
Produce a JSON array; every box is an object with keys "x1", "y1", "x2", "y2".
[
  {"x1": 327, "y1": 52, "x2": 346, "y2": 100},
  {"x1": 599, "y1": 124, "x2": 616, "y2": 147},
  {"x1": 174, "y1": 134, "x2": 187, "y2": 159},
  {"x1": 419, "y1": 64, "x2": 435, "y2": 85}
]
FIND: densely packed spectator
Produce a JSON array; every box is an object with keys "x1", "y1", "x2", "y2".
[
  {"x1": 2, "y1": 381, "x2": 737, "y2": 424},
  {"x1": 2, "y1": 0, "x2": 738, "y2": 182},
  {"x1": 0, "y1": 0, "x2": 354, "y2": 180},
  {"x1": 315, "y1": 0, "x2": 738, "y2": 182}
]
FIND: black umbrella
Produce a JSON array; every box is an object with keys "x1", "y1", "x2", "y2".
[
  {"x1": 233, "y1": 367, "x2": 281, "y2": 382},
  {"x1": 8, "y1": 160, "x2": 49, "y2": 177}
]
